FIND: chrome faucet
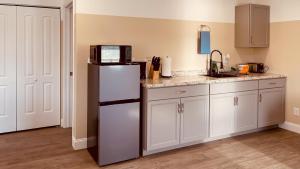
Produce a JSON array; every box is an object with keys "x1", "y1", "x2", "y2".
[{"x1": 209, "y1": 50, "x2": 223, "y2": 75}]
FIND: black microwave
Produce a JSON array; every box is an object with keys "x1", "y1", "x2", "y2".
[{"x1": 90, "y1": 45, "x2": 132, "y2": 65}]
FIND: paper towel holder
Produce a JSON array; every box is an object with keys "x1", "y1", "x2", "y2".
[
  {"x1": 198, "y1": 25, "x2": 211, "y2": 54},
  {"x1": 161, "y1": 56, "x2": 172, "y2": 78}
]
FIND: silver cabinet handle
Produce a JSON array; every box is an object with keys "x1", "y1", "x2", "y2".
[
  {"x1": 259, "y1": 94, "x2": 262, "y2": 103},
  {"x1": 234, "y1": 97, "x2": 237, "y2": 106},
  {"x1": 182, "y1": 103, "x2": 184, "y2": 113},
  {"x1": 269, "y1": 82, "x2": 277, "y2": 85},
  {"x1": 177, "y1": 104, "x2": 181, "y2": 113},
  {"x1": 236, "y1": 97, "x2": 239, "y2": 106}
]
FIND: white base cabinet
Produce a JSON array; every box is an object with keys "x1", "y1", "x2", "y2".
[
  {"x1": 235, "y1": 91, "x2": 258, "y2": 133},
  {"x1": 258, "y1": 88, "x2": 285, "y2": 127},
  {"x1": 147, "y1": 99, "x2": 181, "y2": 150},
  {"x1": 210, "y1": 93, "x2": 235, "y2": 137},
  {"x1": 144, "y1": 85, "x2": 209, "y2": 152},
  {"x1": 210, "y1": 90, "x2": 258, "y2": 137},
  {"x1": 143, "y1": 78, "x2": 286, "y2": 156},
  {"x1": 180, "y1": 96, "x2": 209, "y2": 144},
  {"x1": 258, "y1": 78, "x2": 286, "y2": 127}
]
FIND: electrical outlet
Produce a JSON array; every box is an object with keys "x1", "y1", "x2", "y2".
[{"x1": 293, "y1": 107, "x2": 300, "y2": 116}]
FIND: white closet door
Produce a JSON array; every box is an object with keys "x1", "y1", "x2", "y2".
[
  {"x1": 17, "y1": 7, "x2": 60, "y2": 130},
  {"x1": 0, "y1": 5, "x2": 17, "y2": 133}
]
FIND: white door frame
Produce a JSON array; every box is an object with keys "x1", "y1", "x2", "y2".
[{"x1": 62, "y1": 1, "x2": 74, "y2": 128}]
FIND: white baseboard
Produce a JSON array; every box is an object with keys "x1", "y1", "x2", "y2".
[
  {"x1": 71, "y1": 123, "x2": 300, "y2": 152},
  {"x1": 72, "y1": 137, "x2": 87, "y2": 150},
  {"x1": 279, "y1": 121, "x2": 300, "y2": 134}
]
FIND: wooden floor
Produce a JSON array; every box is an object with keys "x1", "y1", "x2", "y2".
[{"x1": 1, "y1": 128, "x2": 300, "y2": 169}]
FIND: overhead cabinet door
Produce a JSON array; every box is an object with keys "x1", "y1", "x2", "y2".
[
  {"x1": 17, "y1": 7, "x2": 60, "y2": 130},
  {"x1": 0, "y1": 5, "x2": 17, "y2": 133},
  {"x1": 235, "y1": 4, "x2": 270, "y2": 47},
  {"x1": 251, "y1": 4, "x2": 270, "y2": 47}
]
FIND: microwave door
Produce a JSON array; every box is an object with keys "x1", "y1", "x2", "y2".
[{"x1": 101, "y1": 46, "x2": 120, "y2": 63}]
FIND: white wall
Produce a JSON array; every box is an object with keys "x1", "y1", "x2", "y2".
[
  {"x1": 236, "y1": 0, "x2": 300, "y2": 22},
  {"x1": 77, "y1": 0, "x2": 300, "y2": 23},
  {"x1": 0, "y1": 0, "x2": 62, "y2": 7},
  {"x1": 76, "y1": 0, "x2": 236, "y2": 23}
]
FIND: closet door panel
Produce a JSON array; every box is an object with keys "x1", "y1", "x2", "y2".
[
  {"x1": 39, "y1": 8, "x2": 60, "y2": 127},
  {"x1": 17, "y1": 7, "x2": 60, "y2": 130},
  {"x1": 0, "y1": 5, "x2": 17, "y2": 133}
]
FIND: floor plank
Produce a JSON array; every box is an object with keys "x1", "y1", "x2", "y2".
[{"x1": 0, "y1": 128, "x2": 300, "y2": 169}]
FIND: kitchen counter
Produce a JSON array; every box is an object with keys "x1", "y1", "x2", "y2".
[{"x1": 142, "y1": 73, "x2": 287, "y2": 89}]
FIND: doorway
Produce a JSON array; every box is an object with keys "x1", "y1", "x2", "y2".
[{"x1": 63, "y1": 2, "x2": 74, "y2": 128}]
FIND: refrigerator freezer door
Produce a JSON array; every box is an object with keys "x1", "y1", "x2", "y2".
[
  {"x1": 99, "y1": 102, "x2": 140, "y2": 166},
  {"x1": 100, "y1": 65, "x2": 140, "y2": 102}
]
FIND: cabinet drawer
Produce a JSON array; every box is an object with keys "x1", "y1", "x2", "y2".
[
  {"x1": 259, "y1": 78, "x2": 286, "y2": 89},
  {"x1": 147, "y1": 85, "x2": 209, "y2": 101},
  {"x1": 210, "y1": 81, "x2": 258, "y2": 95}
]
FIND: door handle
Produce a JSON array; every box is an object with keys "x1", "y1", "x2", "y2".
[
  {"x1": 34, "y1": 79, "x2": 38, "y2": 82},
  {"x1": 181, "y1": 103, "x2": 184, "y2": 113},
  {"x1": 236, "y1": 97, "x2": 239, "y2": 106},
  {"x1": 234, "y1": 97, "x2": 236, "y2": 106}
]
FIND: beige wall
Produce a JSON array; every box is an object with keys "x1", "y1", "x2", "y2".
[
  {"x1": 75, "y1": 14, "x2": 300, "y2": 139},
  {"x1": 255, "y1": 21, "x2": 300, "y2": 125},
  {"x1": 74, "y1": 14, "x2": 255, "y2": 138},
  {"x1": 236, "y1": 0, "x2": 300, "y2": 22}
]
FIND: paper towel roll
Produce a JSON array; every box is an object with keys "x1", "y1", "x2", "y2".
[{"x1": 162, "y1": 56, "x2": 172, "y2": 77}]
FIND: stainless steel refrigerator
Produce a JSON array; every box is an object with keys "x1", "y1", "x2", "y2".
[{"x1": 87, "y1": 63, "x2": 140, "y2": 166}]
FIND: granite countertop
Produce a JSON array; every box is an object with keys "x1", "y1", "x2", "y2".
[{"x1": 142, "y1": 73, "x2": 287, "y2": 89}]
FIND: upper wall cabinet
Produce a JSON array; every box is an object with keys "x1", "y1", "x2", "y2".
[{"x1": 235, "y1": 4, "x2": 270, "y2": 48}]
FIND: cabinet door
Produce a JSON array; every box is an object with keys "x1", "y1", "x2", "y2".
[
  {"x1": 258, "y1": 88, "x2": 285, "y2": 127},
  {"x1": 17, "y1": 7, "x2": 60, "y2": 130},
  {"x1": 251, "y1": 4, "x2": 270, "y2": 47},
  {"x1": 235, "y1": 91, "x2": 258, "y2": 133},
  {"x1": 180, "y1": 96, "x2": 209, "y2": 144},
  {"x1": 147, "y1": 99, "x2": 180, "y2": 151},
  {"x1": 210, "y1": 93, "x2": 236, "y2": 137},
  {"x1": 0, "y1": 5, "x2": 17, "y2": 133}
]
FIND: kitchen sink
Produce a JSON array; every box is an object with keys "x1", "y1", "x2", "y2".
[{"x1": 206, "y1": 73, "x2": 240, "y2": 78}]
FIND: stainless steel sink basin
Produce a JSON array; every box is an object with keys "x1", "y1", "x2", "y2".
[{"x1": 206, "y1": 72, "x2": 240, "y2": 78}]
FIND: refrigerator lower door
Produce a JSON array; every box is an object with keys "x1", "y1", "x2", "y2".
[
  {"x1": 99, "y1": 102, "x2": 140, "y2": 166},
  {"x1": 99, "y1": 64, "x2": 140, "y2": 102}
]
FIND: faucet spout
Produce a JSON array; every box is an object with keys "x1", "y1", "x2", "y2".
[{"x1": 209, "y1": 49, "x2": 224, "y2": 75}]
